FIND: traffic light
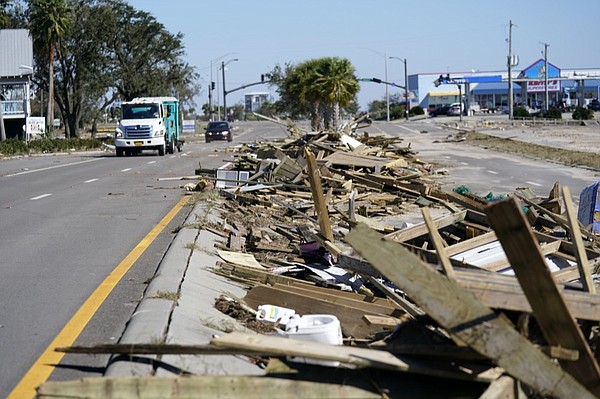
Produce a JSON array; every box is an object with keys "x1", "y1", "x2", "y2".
[
  {"x1": 211, "y1": 82, "x2": 215, "y2": 90},
  {"x1": 372, "y1": 78, "x2": 382, "y2": 84},
  {"x1": 261, "y1": 74, "x2": 265, "y2": 82}
]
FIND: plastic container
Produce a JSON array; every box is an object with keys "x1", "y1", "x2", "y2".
[
  {"x1": 256, "y1": 304, "x2": 296, "y2": 325},
  {"x1": 280, "y1": 314, "x2": 343, "y2": 366}
]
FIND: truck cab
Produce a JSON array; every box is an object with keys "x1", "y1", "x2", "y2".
[{"x1": 114, "y1": 97, "x2": 182, "y2": 157}]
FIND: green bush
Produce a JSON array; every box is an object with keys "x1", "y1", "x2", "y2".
[
  {"x1": 513, "y1": 107, "x2": 530, "y2": 118},
  {"x1": 0, "y1": 138, "x2": 29, "y2": 155},
  {"x1": 409, "y1": 106, "x2": 424, "y2": 116},
  {"x1": 544, "y1": 108, "x2": 562, "y2": 119},
  {"x1": 572, "y1": 106, "x2": 594, "y2": 120}
]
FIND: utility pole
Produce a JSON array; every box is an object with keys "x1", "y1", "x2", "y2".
[
  {"x1": 543, "y1": 42, "x2": 549, "y2": 113},
  {"x1": 404, "y1": 58, "x2": 409, "y2": 121},
  {"x1": 508, "y1": 20, "x2": 514, "y2": 120}
]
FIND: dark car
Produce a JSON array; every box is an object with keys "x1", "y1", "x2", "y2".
[
  {"x1": 205, "y1": 121, "x2": 232, "y2": 143},
  {"x1": 429, "y1": 105, "x2": 451, "y2": 117},
  {"x1": 588, "y1": 100, "x2": 600, "y2": 111}
]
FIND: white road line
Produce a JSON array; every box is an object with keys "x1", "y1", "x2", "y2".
[
  {"x1": 487, "y1": 170, "x2": 499, "y2": 175},
  {"x1": 460, "y1": 162, "x2": 469, "y2": 165},
  {"x1": 121, "y1": 168, "x2": 132, "y2": 172},
  {"x1": 30, "y1": 193, "x2": 52, "y2": 201},
  {"x1": 4, "y1": 158, "x2": 103, "y2": 178},
  {"x1": 84, "y1": 179, "x2": 99, "y2": 184},
  {"x1": 526, "y1": 181, "x2": 542, "y2": 187},
  {"x1": 147, "y1": 161, "x2": 156, "y2": 164}
]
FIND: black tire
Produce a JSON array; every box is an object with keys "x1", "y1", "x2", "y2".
[
  {"x1": 158, "y1": 142, "x2": 165, "y2": 156},
  {"x1": 116, "y1": 147, "x2": 124, "y2": 157},
  {"x1": 168, "y1": 138, "x2": 175, "y2": 154},
  {"x1": 205, "y1": 136, "x2": 211, "y2": 143},
  {"x1": 125, "y1": 149, "x2": 132, "y2": 156},
  {"x1": 227, "y1": 133, "x2": 233, "y2": 142},
  {"x1": 177, "y1": 142, "x2": 182, "y2": 152}
]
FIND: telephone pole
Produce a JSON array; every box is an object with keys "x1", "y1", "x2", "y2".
[
  {"x1": 508, "y1": 20, "x2": 514, "y2": 120},
  {"x1": 543, "y1": 42, "x2": 549, "y2": 112}
]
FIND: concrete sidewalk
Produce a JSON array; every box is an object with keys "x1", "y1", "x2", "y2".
[{"x1": 105, "y1": 199, "x2": 263, "y2": 377}]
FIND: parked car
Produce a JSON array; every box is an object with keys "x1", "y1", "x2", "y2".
[
  {"x1": 588, "y1": 100, "x2": 600, "y2": 111},
  {"x1": 429, "y1": 105, "x2": 451, "y2": 117},
  {"x1": 205, "y1": 121, "x2": 232, "y2": 143},
  {"x1": 447, "y1": 103, "x2": 464, "y2": 116}
]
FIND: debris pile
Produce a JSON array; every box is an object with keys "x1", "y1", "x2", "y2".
[{"x1": 41, "y1": 122, "x2": 600, "y2": 399}]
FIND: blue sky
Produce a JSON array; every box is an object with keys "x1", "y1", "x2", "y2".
[{"x1": 126, "y1": 0, "x2": 600, "y2": 112}]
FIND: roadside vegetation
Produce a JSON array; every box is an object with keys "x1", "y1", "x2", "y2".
[
  {"x1": 465, "y1": 130, "x2": 600, "y2": 170},
  {"x1": 0, "y1": 137, "x2": 104, "y2": 156}
]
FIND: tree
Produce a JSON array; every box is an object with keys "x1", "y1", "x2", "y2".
[
  {"x1": 29, "y1": 0, "x2": 72, "y2": 132},
  {"x1": 314, "y1": 57, "x2": 359, "y2": 129},
  {"x1": 270, "y1": 57, "x2": 359, "y2": 131}
]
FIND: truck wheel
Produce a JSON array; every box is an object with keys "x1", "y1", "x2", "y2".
[
  {"x1": 158, "y1": 142, "x2": 165, "y2": 156},
  {"x1": 168, "y1": 138, "x2": 175, "y2": 154},
  {"x1": 177, "y1": 142, "x2": 182, "y2": 152},
  {"x1": 116, "y1": 147, "x2": 124, "y2": 157}
]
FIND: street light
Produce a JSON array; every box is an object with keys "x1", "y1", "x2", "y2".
[
  {"x1": 389, "y1": 56, "x2": 409, "y2": 121},
  {"x1": 365, "y1": 48, "x2": 389, "y2": 122},
  {"x1": 221, "y1": 58, "x2": 239, "y2": 122},
  {"x1": 209, "y1": 53, "x2": 235, "y2": 121}
]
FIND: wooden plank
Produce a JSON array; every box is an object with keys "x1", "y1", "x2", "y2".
[
  {"x1": 268, "y1": 283, "x2": 401, "y2": 315},
  {"x1": 304, "y1": 148, "x2": 334, "y2": 242},
  {"x1": 422, "y1": 207, "x2": 456, "y2": 279},
  {"x1": 563, "y1": 186, "x2": 596, "y2": 293},
  {"x1": 384, "y1": 210, "x2": 467, "y2": 243},
  {"x1": 211, "y1": 332, "x2": 503, "y2": 382},
  {"x1": 217, "y1": 250, "x2": 265, "y2": 269},
  {"x1": 323, "y1": 150, "x2": 392, "y2": 169},
  {"x1": 362, "y1": 314, "x2": 402, "y2": 327},
  {"x1": 445, "y1": 231, "x2": 498, "y2": 256},
  {"x1": 485, "y1": 197, "x2": 600, "y2": 396},
  {"x1": 340, "y1": 253, "x2": 600, "y2": 322},
  {"x1": 38, "y1": 375, "x2": 385, "y2": 399},
  {"x1": 479, "y1": 375, "x2": 525, "y2": 399},
  {"x1": 346, "y1": 223, "x2": 596, "y2": 399}
]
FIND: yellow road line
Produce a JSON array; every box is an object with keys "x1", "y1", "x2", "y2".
[{"x1": 8, "y1": 196, "x2": 190, "y2": 399}]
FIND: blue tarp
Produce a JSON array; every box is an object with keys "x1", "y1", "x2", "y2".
[{"x1": 578, "y1": 181, "x2": 600, "y2": 233}]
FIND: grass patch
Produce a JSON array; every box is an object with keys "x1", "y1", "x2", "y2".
[
  {"x1": 465, "y1": 131, "x2": 600, "y2": 169},
  {"x1": 152, "y1": 290, "x2": 181, "y2": 301}
]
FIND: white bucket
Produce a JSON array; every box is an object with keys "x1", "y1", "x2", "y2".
[{"x1": 281, "y1": 314, "x2": 343, "y2": 367}]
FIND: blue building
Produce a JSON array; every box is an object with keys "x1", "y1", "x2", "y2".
[{"x1": 407, "y1": 59, "x2": 600, "y2": 114}]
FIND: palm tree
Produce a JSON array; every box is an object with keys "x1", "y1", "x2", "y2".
[
  {"x1": 29, "y1": 0, "x2": 72, "y2": 132},
  {"x1": 315, "y1": 57, "x2": 359, "y2": 129}
]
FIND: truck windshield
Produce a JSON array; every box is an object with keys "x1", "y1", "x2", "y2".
[{"x1": 122, "y1": 103, "x2": 160, "y2": 120}]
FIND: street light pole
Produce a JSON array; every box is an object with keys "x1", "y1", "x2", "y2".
[
  {"x1": 390, "y1": 56, "x2": 409, "y2": 121},
  {"x1": 209, "y1": 53, "x2": 235, "y2": 121},
  {"x1": 221, "y1": 58, "x2": 239, "y2": 122}
]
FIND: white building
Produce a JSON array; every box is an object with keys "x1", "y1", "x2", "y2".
[
  {"x1": 0, "y1": 29, "x2": 33, "y2": 138},
  {"x1": 244, "y1": 92, "x2": 271, "y2": 113}
]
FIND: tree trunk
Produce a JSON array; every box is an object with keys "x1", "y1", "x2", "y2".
[
  {"x1": 333, "y1": 101, "x2": 340, "y2": 130},
  {"x1": 46, "y1": 43, "x2": 55, "y2": 133}
]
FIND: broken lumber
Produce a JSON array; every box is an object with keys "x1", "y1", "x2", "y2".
[{"x1": 346, "y1": 223, "x2": 596, "y2": 399}]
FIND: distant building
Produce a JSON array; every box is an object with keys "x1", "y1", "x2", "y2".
[
  {"x1": 0, "y1": 29, "x2": 33, "y2": 138},
  {"x1": 244, "y1": 92, "x2": 271, "y2": 113},
  {"x1": 408, "y1": 59, "x2": 600, "y2": 113}
]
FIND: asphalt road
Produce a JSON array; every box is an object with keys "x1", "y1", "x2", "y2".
[{"x1": 2, "y1": 118, "x2": 598, "y2": 397}]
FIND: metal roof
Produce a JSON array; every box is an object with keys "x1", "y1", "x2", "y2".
[{"x1": 0, "y1": 29, "x2": 33, "y2": 78}]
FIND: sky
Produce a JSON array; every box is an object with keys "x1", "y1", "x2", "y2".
[{"x1": 126, "y1": 0, "x2": 600, "y2": 113}]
